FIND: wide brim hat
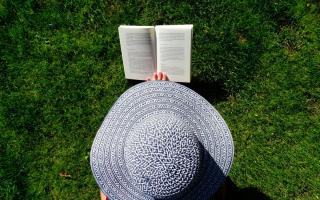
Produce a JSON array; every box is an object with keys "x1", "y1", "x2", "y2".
[{"x1": 90, "y1": 81, "x2": 234, "y2": 200}]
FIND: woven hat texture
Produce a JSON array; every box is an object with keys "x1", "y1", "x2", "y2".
[{"x1": 90, "y1": 81, "x2": 234, "y2": 200}]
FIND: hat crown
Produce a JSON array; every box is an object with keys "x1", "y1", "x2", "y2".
[{"x1": 124, "y1": 113, "x2": 201, "y2": 198}]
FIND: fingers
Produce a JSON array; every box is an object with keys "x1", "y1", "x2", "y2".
[
  {"x1": 158, "y1": 72, "x2": 163, "y2": 80},
  {"x1": 145, "y1": 71, "x2": 169, "y2": 81},
  {"x1": 162, "y1": 72, "x2": 168, "y2": 80},
  {"x1": 153, "y1": 72, "x2": 158, "y2": 80}
]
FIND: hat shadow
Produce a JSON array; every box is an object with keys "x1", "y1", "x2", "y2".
[
  {"x1": 171, "y1": 143, "x2": 271, "y2": 200},
  {"x1": 197, "y1": 145, "x2": 271, "y2": 200},
  {"x1": 220, "y1": 177, "x2": 272, "y2": 200},
  {"x1": 182, "y1": 79, "x2": 228, "y2": 104}
]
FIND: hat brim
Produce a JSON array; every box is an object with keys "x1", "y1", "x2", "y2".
[{"x1": 90, "y1": 81, "x2": 234, "y2": 200}]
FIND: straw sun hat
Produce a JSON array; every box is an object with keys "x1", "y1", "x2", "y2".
[{"x1": 90, "y1": 81, "x2": 234, "y2": 200}]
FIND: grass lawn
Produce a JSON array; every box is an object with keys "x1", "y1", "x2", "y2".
[{"x1": 0, "y1": 0, "x2": 319, "y2": 199}]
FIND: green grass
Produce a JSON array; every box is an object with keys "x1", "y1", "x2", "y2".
[{"x1": 0, "y1": 0, "x2": 319, "y2": 199}]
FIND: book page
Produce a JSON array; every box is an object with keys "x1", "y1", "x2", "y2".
[
  {"x1": 155, "y1": 25, "x2": 193, "y2": 82},
  {"x1": 119, "y1": 26, "x2": 156, "y2": 80}
]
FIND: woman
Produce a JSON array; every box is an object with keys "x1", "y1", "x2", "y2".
[{"x1": 92, "y1": 72, "x2": 233, "y2": 200}]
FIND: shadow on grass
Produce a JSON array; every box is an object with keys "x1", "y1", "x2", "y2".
[
  {"x1": 185, "y1": 79, "x2": 228, "y2": 104},
  {"x1": 221, "y1": 177, "x2": 271, "y2": 200}
]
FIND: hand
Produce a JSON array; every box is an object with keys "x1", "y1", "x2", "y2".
[
  {"x1": 146, "y1": 71, "x2": 169, "y2": 81},
  {"x1": 100, "y1": 191, "x2": 108, "y2": 200}
]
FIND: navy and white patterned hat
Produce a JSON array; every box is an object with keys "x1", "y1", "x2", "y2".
[{"x1": 90, "y1": 81, "x2": 234, "y2": 200}]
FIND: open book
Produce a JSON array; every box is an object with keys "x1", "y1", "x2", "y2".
[{"x1": 119, "y1": 25, "x2": 193, "y2": 82}]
